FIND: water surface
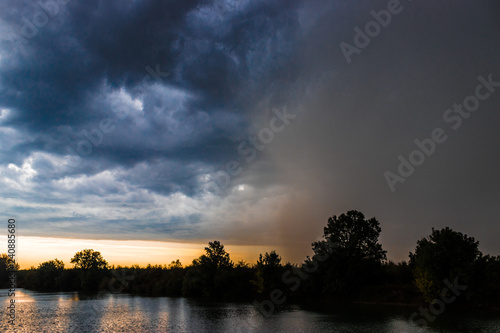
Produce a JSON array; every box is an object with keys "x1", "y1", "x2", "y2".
[{"x1": 1, "y1": 289, "x2": 499, "y2": 332}]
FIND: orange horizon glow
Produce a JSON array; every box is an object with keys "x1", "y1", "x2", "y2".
[{"x1": 4, "y1": 236, "x2": 288, "y2": 269}]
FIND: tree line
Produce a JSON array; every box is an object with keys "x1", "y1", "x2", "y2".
[{"x1": 2, "y1": 210, "x2": 500, "y2": 308}]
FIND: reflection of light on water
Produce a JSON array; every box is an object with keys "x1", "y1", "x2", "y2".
[
  {"x1": 0, "y1": 288, "x2": 36, "y2": 303},
  {"x1": 0, "y1": 289, "x2": 89, "y2": 332},
  {"x1": 54, "y1": 292, "x2": 79, "y2": 331},
  {"x1": 0, "y1": 293, "x2": 497, "y2": 332},
  {"x1": 58, "y1": 292, "x2": 79, "y2": 302},
  {"x1": 388, "y1": 318, "x2": 429, "y2": 333}
]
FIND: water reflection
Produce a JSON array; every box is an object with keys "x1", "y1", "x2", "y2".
[{"x1": 0, "y1": 289, "x2": 499, "y2": 332}]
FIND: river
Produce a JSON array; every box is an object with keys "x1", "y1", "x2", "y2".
[{"x1": 1, "y1": 289, "x2": 500, "y2": 332}]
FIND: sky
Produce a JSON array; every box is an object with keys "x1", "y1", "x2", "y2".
[{"x1": 0, "y1": 0, "x2": 499, "y2": 269}]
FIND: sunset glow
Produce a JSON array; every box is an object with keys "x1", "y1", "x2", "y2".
[{"x1": 12, "y1": 236, "x2": 286, "y2": 270}]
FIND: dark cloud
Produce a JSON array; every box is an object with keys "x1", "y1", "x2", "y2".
[{"x1": 0, "y1": 0, "x2": 304, "y2": 195}]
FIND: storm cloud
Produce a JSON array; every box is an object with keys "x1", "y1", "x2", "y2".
[{"x1": 0, "y1": 0, "x2": 499, "y2": 263}]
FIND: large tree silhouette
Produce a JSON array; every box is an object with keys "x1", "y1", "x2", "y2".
[
  {"x1": 36, "y1": 259, "x2": 65, "y2": 291},
  {"x1": 197, "y1": 240, "x2": 233, "y2": 270},
  {"x1": 70, "y1": 249, "x2": 108, "y2": 271},
  {"x1": 182, "y1": 240, "x2": 234, "y2": 298},
  {"x1": 253, "y1": 251, "x2": 284, "y2": 294},
  {"x1": 409, "y1": 227, "x2": 481, "y2": 302},
  {"x1": 71, "y1": 249, "x2": 109, "y2": 291},
  {"x1": 311, "y1": 210, "x2": 387, "y2": 296}
]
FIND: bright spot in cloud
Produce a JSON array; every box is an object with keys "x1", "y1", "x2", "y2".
[
  {"x1": 6, "y1": 159, "x2": 37, "y2": 185},
  {"x1": 107, "y1": 87, "x2": 144, "y2": 119},
  {"x1": 0, "y1": 108, "x2": 9, "y2": 121}
]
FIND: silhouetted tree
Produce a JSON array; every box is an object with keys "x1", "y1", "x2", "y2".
[
  {"x1": 198, "y1": 241, "x2": 233, "y2": 270},
  {"x1": 311, "y1": 210, "x2": 387, "y2": 296},
  {"x1": 409, "y1": 227, "x2": 481, "y2": 302},
  {"x1": 182, "y1": 240, "x2": 233, "y2": 298},
  {"x1": 71, "y1": 249, "x2": 109, "y2": 291},
  {"x1": 168, "y1": 259, "x2": 183, "y2": 269},
  {"x1": 253, "y1": 251, "x2": 284, "y2": 295},
  {"x1": 36, "y1": 259, "x2": 65, "y2": 291},
  {"x1": 70, "y1": 249, "x2": 108, "y2": 270},
  {"x1": 0, "y1": 254, "x2": 19, "y2": 288}
]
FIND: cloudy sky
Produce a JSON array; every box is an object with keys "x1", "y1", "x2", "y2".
[{"x1": 1, "y1": 0, "x2": 499, "y2": 268}]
